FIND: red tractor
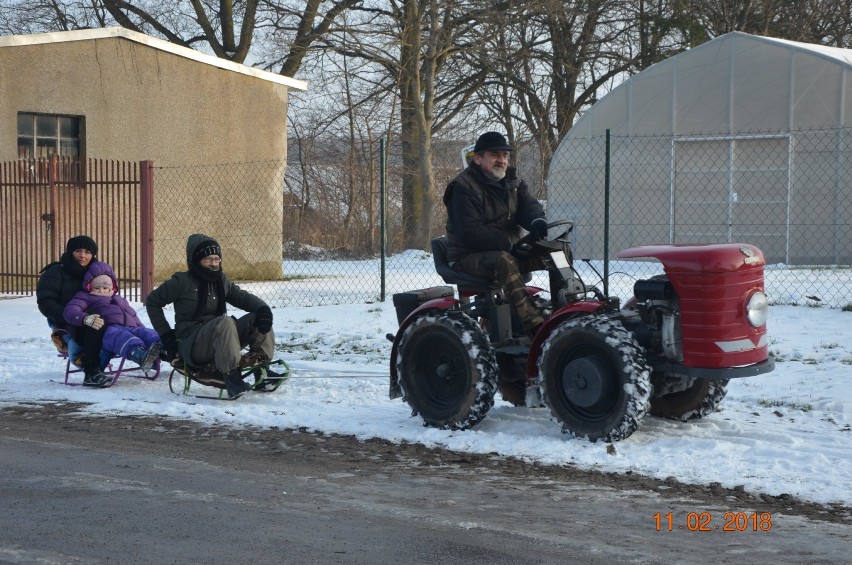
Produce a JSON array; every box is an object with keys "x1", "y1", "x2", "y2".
[{"x1": 388, "y1": 221, "x2": 775, "y2": 442}]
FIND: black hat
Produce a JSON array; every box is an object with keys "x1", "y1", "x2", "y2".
[
  {"x1": 473, "y1": 131, "x2": 512, "y2": 153},
  {"x1": 192, "y1": 240, "x2": 222, "y2": 264},
  {"x1": 65, "y1": 235, "x2": 98, "y2": 257}
]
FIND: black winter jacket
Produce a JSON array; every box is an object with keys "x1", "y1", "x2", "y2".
[
  {"x1": 145, "y1": 233, "x2": 268, "y2": 362},
  {"x1": 443, "y1": 163, "x2": 545, "y2": 262},
  {"x1": 36, "y1": 254, "x2": 96, "y2": 339}
]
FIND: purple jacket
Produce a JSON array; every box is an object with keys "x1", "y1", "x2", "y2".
[{"x1": 63, "y1": 262, "x2": 143, "y2": 328}]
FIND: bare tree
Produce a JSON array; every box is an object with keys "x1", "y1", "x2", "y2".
[
  {"x1": 673, "y1": 0, "x2": 852, "y2": 46},
  {"x1": 8, "y1": 0, "x2": 852, "y2": 254},
  {"x1": 307, "y1": 0, "x2": 486, "y2": 249},
  {"x1": 260, "y1": 0, "x2": 362, "y2": 77},
  {"x1": 3, "y1": 1, "x2": 362, "y2": 73},
  {"x1": 283, "y1": 34, "x2": 400, "y2": 256},
  {"x1": 464, "y1": 0, "x2": 646, "y2": 193},
  {"x1": 0, "y1": 0, "x2": 112, "y2": 34}
]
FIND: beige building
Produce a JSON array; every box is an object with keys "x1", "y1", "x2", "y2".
[{"x1": 0, "y1": 27, "x2": 307, "y2": 281}]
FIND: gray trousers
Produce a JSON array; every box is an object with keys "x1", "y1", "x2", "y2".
[{"x1": 190, "y1": 314, "x2": 274, "y2": 374}]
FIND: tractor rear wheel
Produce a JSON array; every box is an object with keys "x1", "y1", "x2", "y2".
[
  {"x1": 538, "y1": 317, "x2": 651, "y2": 442},
  {"x1": 396, "y1": 311, "x2": 498, "y2": 430},
  {"x1": 496, "y1": 353, "x2": 527, "y2": 406},
  {"x1": 650, "y1": 377, "x2": 729, "y2": 421},
  {"x1": 494, "y1": 295, "x2": 551, "y2": 407}
]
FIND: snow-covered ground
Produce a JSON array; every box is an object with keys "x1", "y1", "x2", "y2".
[{"x1": 1, "y1": 257, "x2": 850, "y2": 507}]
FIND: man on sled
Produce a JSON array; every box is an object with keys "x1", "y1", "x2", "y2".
[{"x1": 146, "y1": 234, "x2": 284, "y2": 399}]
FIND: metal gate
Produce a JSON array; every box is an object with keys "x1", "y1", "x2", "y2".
[
  {"x1": 0, "y1": 155, "x2": 154, "y2": 302},
  {"x1": 672, "y1": 134, "x2": 790, "y2": 262}
]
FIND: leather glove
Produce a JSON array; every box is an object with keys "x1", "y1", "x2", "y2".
[
  {"x1": 160, "y1": 330, "x2": 178, "y2": 360},
  {"x1": 83, "y1": 314, "x2": 104, "y2": 330},
  {"x1": 530, "y1": 218, "x2": 548, "y2": 241},
  {"x1": 255, "y1": 306, "x2": 273, "y2": 334}
]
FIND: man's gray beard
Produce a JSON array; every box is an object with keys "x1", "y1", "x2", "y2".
[{"x1": 489, "y1": 168, "x2": 506, "y2": 180}]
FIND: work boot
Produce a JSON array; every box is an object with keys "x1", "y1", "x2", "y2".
[
  {"x1": 223, "y1": 369, "x2": 252, "y2": 399},
  {"x1": 239, "y1": 351, "x2": 269, "y2": 369},
  {"x1": 127, "y1": 343, "x2": 162, "y2": 372},
  {"x1": 83, "y1": 368, "x2": 112, "y2": 388},
  {"x1": 50, "y1": 329, "x2": 68, "y2": 355}
]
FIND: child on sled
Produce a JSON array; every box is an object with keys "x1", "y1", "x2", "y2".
[{"x1": 63, "y1": 262, "x2": 161, "y2": 372}]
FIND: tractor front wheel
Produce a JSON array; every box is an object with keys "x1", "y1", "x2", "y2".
[
  {"x1": 396, "y1": 312, "x2": 498, "y2": 430},
  {"x1": 538, "y1": 317, "x2": 651, "y2": 442}
]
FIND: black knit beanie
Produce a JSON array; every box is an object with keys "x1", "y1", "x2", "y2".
[
  {"x1": 189, "y1": 238, "x2": 226, "y2": 318},
  {"x1": 192, "y1": 240, "x2": 222, "y2": 264},
  {"x1": 65, "y1": 235, "x2": 98, "y2": 257}
]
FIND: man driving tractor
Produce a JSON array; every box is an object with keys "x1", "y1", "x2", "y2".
[{"x1": 443, "y1": 131, "x2": 548, "y2": 335}]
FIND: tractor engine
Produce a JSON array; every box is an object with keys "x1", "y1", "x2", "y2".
[
  {"x1": 622, "y1": 278, "x2": 683, "y2": 365},
  {"x1": 615, "y1": 243, "x2": 773, "y2": 378}
]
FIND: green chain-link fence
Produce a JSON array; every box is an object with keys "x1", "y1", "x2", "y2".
[
  {"x1": 547, "y1": 128, "x2": 852, "y2": 308},
  {"x1": 153, "y1": 159, "x2": 448, "y2": 306},
  {"x1": 152, "y1": 127, "x2": 852, "y2": 309}
]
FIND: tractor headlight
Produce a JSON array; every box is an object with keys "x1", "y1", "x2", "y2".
[{"x1": 746, "y1": 291, "x2": 769, "y2": 327}]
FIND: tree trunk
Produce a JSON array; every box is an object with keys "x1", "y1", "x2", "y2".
[
  {"x1": 397, "y1": 0, "x2": 436, "y2": 250},
  {"x1": 399, "y1": 109, "x2": 434, "y2": 250}
]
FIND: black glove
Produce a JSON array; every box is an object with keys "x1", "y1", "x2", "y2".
[
  {"x1": 160, "y1": 330, "x2": 178, "y2": 360},
  {"x1": 530, "y1": 218, "x2": 548, "y2": 241},
  {"x1": 511, "y1": 240, "x2": 532, "y2": 257},
  {"x1": 255, "y1": 306, "x2": 273, "y2": 334}
]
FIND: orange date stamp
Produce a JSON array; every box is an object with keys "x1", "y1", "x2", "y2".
[{"x1": 654, "y1": 511, "x2": 773, "y2": 532}]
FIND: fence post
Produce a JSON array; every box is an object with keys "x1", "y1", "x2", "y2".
[
  {"x1": 48, "y1": 154, "x2": 60, "y2": 258},
  {"x1": 140, "y1": 160, "x2": 154, "y2": 302},
  {"x1": 604, "y1": 130, "x2": 610, "y2": 297},
  {"x1": 293, "y1": 206, "x2": 301, "y2": 253},
  {"x1": 380, "y1": 136, "x2": 387, "y2": 302}
]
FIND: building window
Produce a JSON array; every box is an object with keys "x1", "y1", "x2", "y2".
[{"x1": 17, "y1": 113, "x2": 83, "y2": 159}]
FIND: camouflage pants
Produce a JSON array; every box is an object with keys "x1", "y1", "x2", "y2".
[{"x1": 453, "y1": 251, "x2": 545, "y2": 332}]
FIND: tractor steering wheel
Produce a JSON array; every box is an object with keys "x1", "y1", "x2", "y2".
[{"x1": 512, "y1": 219, "x2": 574, "y2": 257}]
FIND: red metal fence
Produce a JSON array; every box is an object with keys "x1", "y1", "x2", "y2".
[{"x1": 0, "y1": 155, "x2": 153, "y2": 302}]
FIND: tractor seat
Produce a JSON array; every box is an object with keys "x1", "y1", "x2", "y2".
[{"x1": 431, "y1": 236, "x2": 496, "y2": 294}]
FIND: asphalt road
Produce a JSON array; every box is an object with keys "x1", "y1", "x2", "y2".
[{"x1": 0, "y1": 403, "x2": 849, "y2": 564}]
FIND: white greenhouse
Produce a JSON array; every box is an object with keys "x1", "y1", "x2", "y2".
[{"x1": 547, "y1": 32, "x2": 852, "y2": 265}]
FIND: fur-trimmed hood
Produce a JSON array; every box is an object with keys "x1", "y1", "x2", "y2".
[{"x1": 82, "y1": 261, "x2": 119, "y2": 292}]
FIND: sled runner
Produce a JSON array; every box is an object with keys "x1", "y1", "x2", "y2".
[
  {"x1": 50, "y1": 328, "x2": 161, "y2": 387},
  {"x1": 168, "y1": 352, "x2": 290, "y2": 400}
]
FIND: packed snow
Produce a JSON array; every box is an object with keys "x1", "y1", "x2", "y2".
[{"x1": 0, "y1": 257, "x2": 850, "y2": 508}]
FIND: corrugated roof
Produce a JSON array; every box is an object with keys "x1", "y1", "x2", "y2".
[{"x1": 0, "y1": 27, "x2": 307, "y2": 91}]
